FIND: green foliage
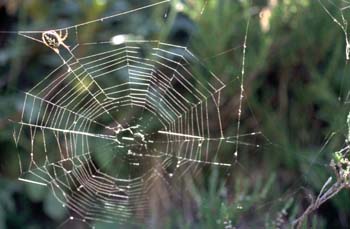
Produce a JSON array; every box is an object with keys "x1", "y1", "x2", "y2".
[
  {"x1": 163, "y1": 169, "x2": 276, "y2": 228},
  {"x1": 0, "y1": 0, "x2": 350, "y2": 228}
]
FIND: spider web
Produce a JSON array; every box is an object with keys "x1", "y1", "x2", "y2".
[
  {"x1": 9, "y1": 0, "x2": 261, "y2": 226},
  {"x1": 319, "y1": 0, "x2": 350, "y2": 61},
  {"x1": 319, "y1": 0, "x2": 350, "y2": 107}
]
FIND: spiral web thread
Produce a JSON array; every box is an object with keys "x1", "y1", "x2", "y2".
[{"x1": 11, "y1": 0, "x2": 260, "y2": 225}]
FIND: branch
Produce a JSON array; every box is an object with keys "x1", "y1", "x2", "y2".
[{"x1": 292, "y1": 157, "x2": 350, "y2": 229}]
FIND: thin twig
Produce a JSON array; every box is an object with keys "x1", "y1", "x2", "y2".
[
  {"x1": 292, "y1": 157, "x2": 350, "y2": 228},
  {"x1": 292, "y1": 180, "x2": 345, "y2": 228}
]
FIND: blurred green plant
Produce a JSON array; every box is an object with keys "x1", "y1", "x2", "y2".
[{"x1": 0, "y1": 0, "x2": 350, "y2": 228}]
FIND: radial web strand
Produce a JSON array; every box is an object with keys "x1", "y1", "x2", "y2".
[{"x1": 9, "y1": 0, "x2": 261, "y2": 226}]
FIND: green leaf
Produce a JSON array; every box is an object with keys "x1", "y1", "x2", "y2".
[
  {"x1": 0, "y1": 206, "x2": 6, "y2": 229},
  {"x1": 43, "y1": 192, "x2": 67, "y2": 220},
  {"x1": 24, "y1": 177, "x2": 48, "y2": 203}
]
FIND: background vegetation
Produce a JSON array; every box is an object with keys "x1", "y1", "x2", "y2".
[{"x1": 0, "y1": 0, "x2": 350, "y2": 228}]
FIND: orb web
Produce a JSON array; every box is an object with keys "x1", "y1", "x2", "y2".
[{"x1": 11, "y1": 0, "x2": 260, "y2": 225}]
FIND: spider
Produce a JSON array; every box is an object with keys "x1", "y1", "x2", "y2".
[{"x1": 42, "y1": 29, "x2": 69, "y2": 53}]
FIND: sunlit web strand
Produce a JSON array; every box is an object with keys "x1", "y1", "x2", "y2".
[{"x1": 11, "y1": 1, "x2": 260, "y2": 225}]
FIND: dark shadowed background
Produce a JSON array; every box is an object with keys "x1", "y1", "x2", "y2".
[{"x1": 0, "y1": 0, "x2": 350, "y2": 228}]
